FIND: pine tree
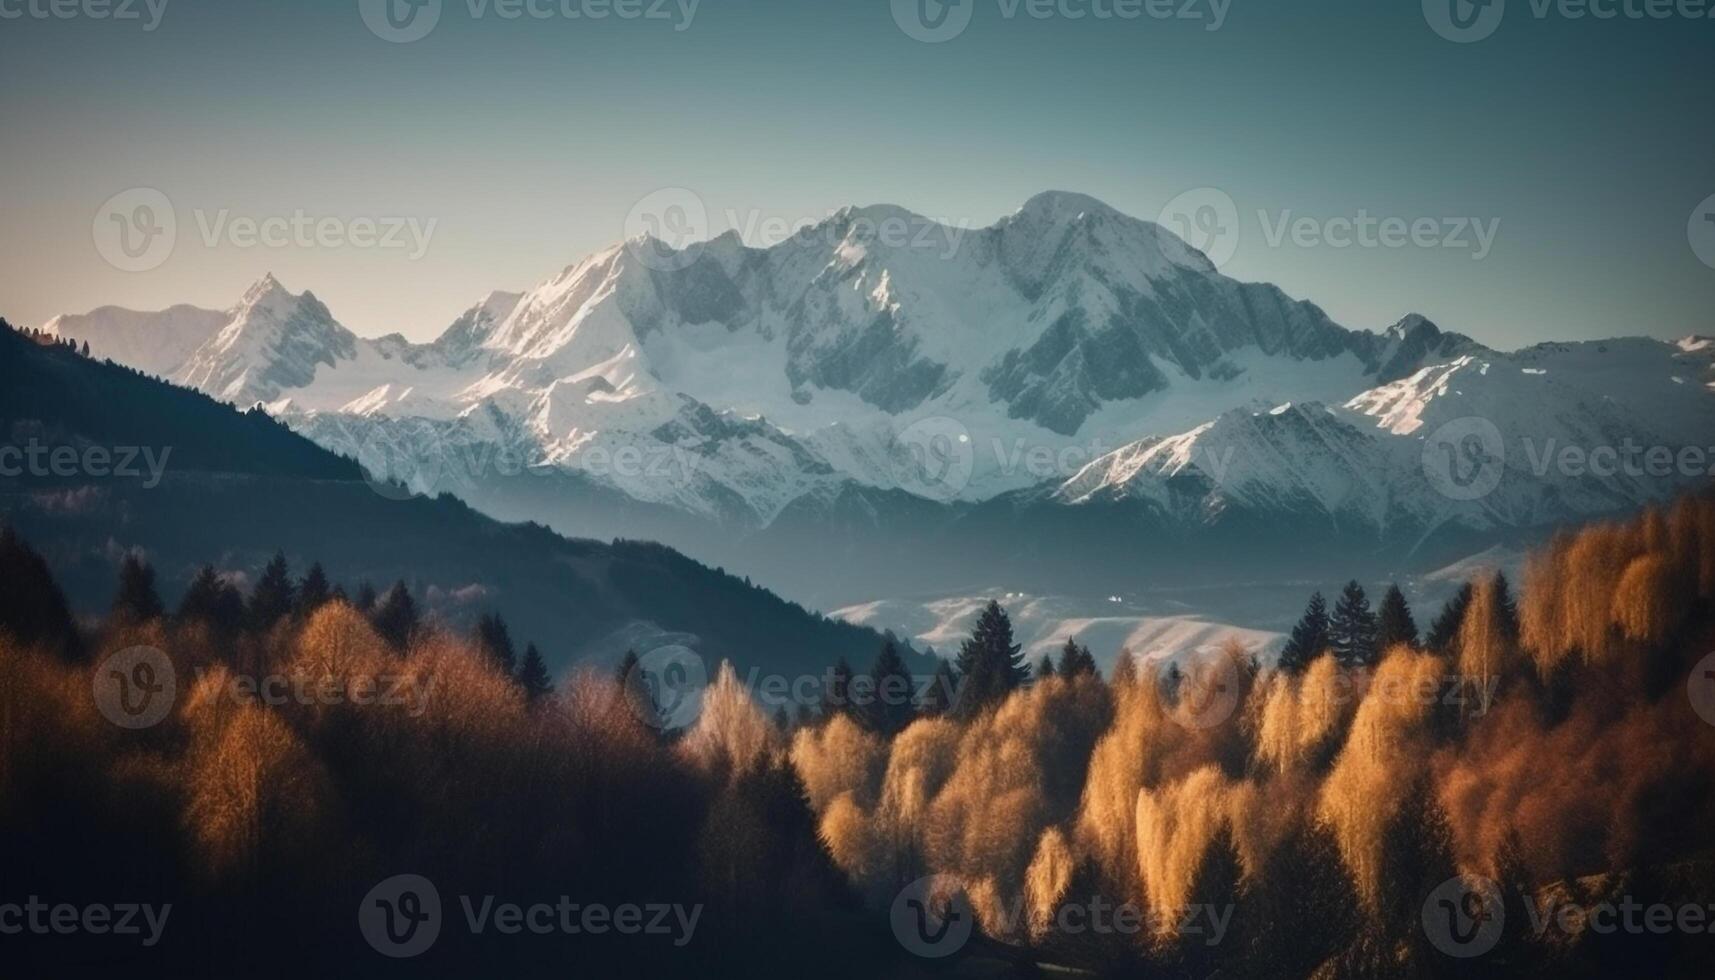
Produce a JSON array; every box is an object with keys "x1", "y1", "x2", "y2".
[
  {"x1": 1329, "y1": 580, "x2": 1379, "y2": 668},
  {"x1": 177, "y1": 564, "x2": 244, "y2": 636},
  {"x1": 295, "y1": 562, "x2": 332, "y2": 618},
  {"x1": 1492, "y1": 571, "x2": 1520, "y2": 647},
  {"x1": 518, "y1": 642, "x2": 553, "y2": 701},
  {"x1": 1375, "y1": 583, "x2": 1419, "y2": 652},
  {"x1": 1056, "y1": 638, "x2": 1098, "y2": 680},
  {"x1": 822, "y1": 657, "x2": 854, "y2": 719},
  {"x1": 1425, "y1": 582, "x2": 1474, "y2": 656},
  {"x1": 353, "y1": 581, "x2": 378, "y2": 613},
  {"x1": 370, "y1": 580, "x2": 418, "y2": 652},
  {"x1": 247, "y1": 550, "x2": 295, "y2": 632},
  {"x1": 1278, "y1": 591, "x2": 1330, "y2": 675},
  {"x1": 111, "y1": 553, "x2": 165, "y2": 624},
  {"x1": 864, "y1": 639, "x2": 916, "y2": 737},
  {"x1": 0, "y1": 525, "x2": 80, "y2": 660},
  {"x1": 475, "y1": 611, "x2": 517, "y2": 676},
  {"x1": 951, "y1": 600, "x2": 1026, "y2": 717},
  {"x1": 1036, "y1": 654, "x2": 1055, "y2": 681},
  {"x1": 918, "y1": 659, "x2": 957, "y2": 716},
  {"x1": 80, "y1": 340, "x2": 90, "y2": 357}
]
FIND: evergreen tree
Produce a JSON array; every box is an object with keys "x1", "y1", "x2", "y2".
[
  {"x1": 1425, "y1": 582, "x2": 1474, "y2": 656},
  {"x1": 475, "y1": 611, "x2": 517, "y2": 676},
  {"x1": 353, "y1": 581, "x2": 378, "y2": 613},
  {"x1": 1168, "y1": 823, "x2": 1248, "y2": 979},
  {"x1": 518, "y1": 642, "x2": 554, "y2": 701},
  {"x1": 80, "y1": 340, "x2": 90, "y2": 357},
  {"x1": 822, "y1": 657, "x2": 854, "y2": 719},
  {"x1": 951, "y1": 600, "x2": 1027, "y2": 717},
  {"x1": 177, "y1": 564, "x2": 244, "y2": 635},
  {"x1": 370, "y1": 580, "x2": 418, "y2": 651},
  {"x1": 864, "y1": 640, "x2": 916, "y2": 737},
  {"x1": 1375, "y1": 583, "x2": 1420, "y2": 652},
  {"x1": 296, "y1": 562, "x2": 332, "y2": 618},
  {"x1": 1036, "y1": 654, "x2": 1055, "y2": 682},
  {"x1": 1278, "y1": 591, "x2": 1330, "y2": 675},
  {"x1": 247, "y1": 550, "x2": 295, "y2": 632},
  {"x1": 0, "y1": 525, "x2": 80, "y2": 660},
  {"x1": 918, "y1": 659, "x2": 957, "y2": 716},
  {"x1": 111, "y1": 553, "x2": 164, "y2": 624},
  {"x1": 1055, "y1": 638, "x2": 1098, "y2": 680},
  {"x1": 1329, "y1": 580, "x2": 1379, "y2": 668},
  {"x1": 1492, "y1": 571, "x2": 1521, "y2": 647}
]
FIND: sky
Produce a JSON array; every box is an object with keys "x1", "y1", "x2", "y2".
[{"x1": 0, "y1": 0, "x2": 1711, "y2": 349}]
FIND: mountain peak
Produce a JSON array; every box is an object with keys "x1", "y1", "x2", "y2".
[
  {"x1": 238, "y1": 272, "x2": 293, "y2": 310},
  {"x1": 1016, "y1": 190, "x2": 1117, "y2": 221}
]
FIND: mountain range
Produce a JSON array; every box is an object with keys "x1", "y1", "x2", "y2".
[
  {"x1": 0, "y1": 322, "x2": 914, "y2": 680},
  {"x1": 41, "y1": 191, "x2": 1715, "y2": 607}
]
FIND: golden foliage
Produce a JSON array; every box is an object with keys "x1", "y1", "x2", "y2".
[
  {"x1": 682, "y1": 660, "x2": 778, "y2": 777},
  {"x1": 1316, "y1": 649, "x2": 1444, "y2": 909},
  {"x1": 791, "y1": 712, "x2": 887, "y2": 812}
]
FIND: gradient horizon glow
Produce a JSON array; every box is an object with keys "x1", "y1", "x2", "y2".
[{"x1": 1, "y1": 0, "x2": 1710, "y2": 348}]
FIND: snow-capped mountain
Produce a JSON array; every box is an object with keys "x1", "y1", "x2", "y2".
[
  {"x1": 40, "y1": 191, "x2": 1714, "y2": 603},
  {"x1": 42, "y1": 303, "x2": 227, "y2": 377}
]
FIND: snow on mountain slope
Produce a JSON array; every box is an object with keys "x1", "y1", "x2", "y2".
[
  {"x1": 1057, "y1": 338, "x2": 1715, "y2": 539},
  {"x1": 38, "y1": 193, "x2": 1708, "y2": 549},
  {"x1": 832, "y1": 591, "x2": 1283, "y2": 674},
  {"x1": 42, "y1": 303, "x2": 227, "y2": 377}
]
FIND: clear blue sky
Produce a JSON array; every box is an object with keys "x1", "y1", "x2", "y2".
[{"x1": 1, "y1": 0, "x2": 1710, "y2": 348}]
